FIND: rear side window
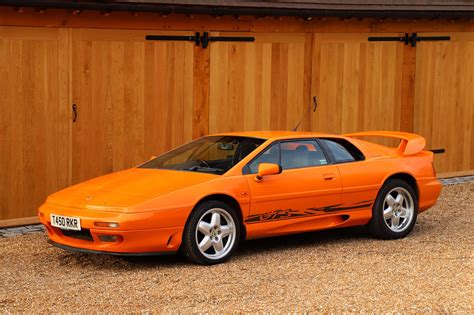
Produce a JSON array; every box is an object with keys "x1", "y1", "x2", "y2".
[
  {"x1": 319, "y1": 138, "x2": 364, "y2": 163},
  {"x1": 280, "y1": 140, "x2": 328, "y2": 170}
]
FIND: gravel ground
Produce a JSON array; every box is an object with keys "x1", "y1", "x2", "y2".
[{"x1": 0, "y1": 183, "x2": 472, "y2": 313}]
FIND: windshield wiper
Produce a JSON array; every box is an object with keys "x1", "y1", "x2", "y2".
[{"x1": 186, "y1": 166, "x2": 224, "y2": 173}]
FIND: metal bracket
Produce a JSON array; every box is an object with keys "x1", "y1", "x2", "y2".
[
  {"x1": 146, "y1": 32, "x2": 255, "y2": 49},
  {"x1": 429, "y1": 149, "x2": 446, "y2": 154},
  {"x1": 368, "y1": 32, "x2": 450, "y2": 47}
]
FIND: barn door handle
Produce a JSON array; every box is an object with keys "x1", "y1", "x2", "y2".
[{"x1": 72, "y1": 104, "x2": 78, "y2": 122}]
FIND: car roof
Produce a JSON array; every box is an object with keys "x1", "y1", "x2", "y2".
[{"x1": 212, "y1": 130, "x2": 337, "y2": 140}]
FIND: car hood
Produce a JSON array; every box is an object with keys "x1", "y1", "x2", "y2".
[{"x1": 46, "y1": 168, "x2": 217, "y2": 211}]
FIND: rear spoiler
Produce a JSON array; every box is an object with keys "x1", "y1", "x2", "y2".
[{"x1": 343, "y1": 131, "x2": 426, "y2": 155}]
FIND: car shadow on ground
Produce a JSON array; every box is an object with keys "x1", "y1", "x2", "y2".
[
  {"x1": 112, "y1": 226, "x2": 370, "y2": 267},
  {"x1": 239, "y1": 226, "x2": 368, "y2": 254}
]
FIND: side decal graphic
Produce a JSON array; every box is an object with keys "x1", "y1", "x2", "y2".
[{"x1": 245, "y1": 200, "x2": 373, "y2": 224}]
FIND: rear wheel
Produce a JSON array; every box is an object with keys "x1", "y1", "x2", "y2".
[
  {"x1": 182, "y1": 201, "x2": 240, "y2": 265},
  {"x1": 367, "y1": 179, "x2": 418, "y2": 239}
]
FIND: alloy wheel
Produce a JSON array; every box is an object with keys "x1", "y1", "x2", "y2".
[
  {"x1": 382, "y1": 187, "x2": 415, "y2": 233},
  {"x1": 195, "y1": 208, "x2": 236, "y2": 260}
]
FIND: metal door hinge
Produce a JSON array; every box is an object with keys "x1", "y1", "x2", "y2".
[
  {"x1": 146, "y1": 32, "x2": 255, "y2": 49},
  {"x1": 368, "y1": 32, "x2": 450, "y2": 47}
]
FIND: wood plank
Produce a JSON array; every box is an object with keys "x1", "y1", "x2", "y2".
[
  {"x1": 0, "y1": 216, "x2": 39, "y2": 228},
  {"x1": 399, "y1": 43, "x2": 416, "y2": 132},
  {"x1": 193, "y1": 42, "x2": 212, "y2": 138},
  {"x1": 437, "y1": 170, "x2": 474, "y2": 179},
  {"x1": 0, "y1": 39, "x2": 11, "y2": 221},
  {"x1": 184, "y1": 42, "x2": 195, "y2": 138},
  {"x1": 0, "y1": 25, "x2": 60, "y2": 40},
  {"x1": 243, "y1": 41, "x2": 256, "y2": 131},
  {"x1": 301, "y1": 33, "x2": 314, "y2": 131},
  {"x1": 122, "y1": 41, "x2": 145, "y2": 169},
  {"x1": 228, "y1": 42, "x2": 245, "y2": 131},
  {"x1": 9, "y1": 39, "x2": 25, "y2": 218},
  {"x1": 58, "y1": 28, "x2": 70, "y2": 190}
]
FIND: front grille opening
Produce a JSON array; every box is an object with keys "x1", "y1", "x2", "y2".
[{"x1": 61, "y1": 229, "x2": 93, "y2": 242}]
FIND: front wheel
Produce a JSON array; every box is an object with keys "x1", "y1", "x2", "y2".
[
  {"x1": 182, "y1": 201, "x2": 240, "y2": 265},
  {"x1": 367, "y1": 179, "x2": 418, "y2": 239}
]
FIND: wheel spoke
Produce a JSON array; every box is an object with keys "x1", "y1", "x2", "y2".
[
  {"x1": 198, "y1": 236, "x2": 212, "y2": 251},
  {"x1": 213, "y1": 239, "x2": 224, "y2": 253},
  {"x1": 385, "y1": 195, "x2": 396, "y2": 207},
  {"x1": 391, "y1": 215, "x2": 400, "y2": 228},
  {"x1": 395, "y1": 193, "x2": 404, "y2": 206},
  {"x1": 221, "y1": 225, "x2": 233, "y2": 237},
  {"x1": 383, "y1": 207, "x2": 393, "y2": 220},
  {"x1": 399, "y1": 207, "x2": 410, "y2": 218},
  {"x1": 198, "y1": 221, "x2": 212, "y2": 235},
  {"x1": 210, "y1": 212, "x2": 221, "y2": 228}
]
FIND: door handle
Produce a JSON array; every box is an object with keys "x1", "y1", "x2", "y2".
[
  {"x1": 323, "y1": 173, "x2": 335, "y2": 180},
  {"x1": 72, "y1": 104, "x2": 78, "y2": 122}
]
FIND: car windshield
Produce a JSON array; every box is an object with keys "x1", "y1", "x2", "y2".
[{"x1": 140, "y1": 136, "x2": 265, "y2": 175}]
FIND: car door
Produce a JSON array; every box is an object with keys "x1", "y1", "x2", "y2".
[
  {"x1": 318, "y1": 137, "x2": 382, "y2": 224},
  {"x1": 243, "y1": 139, "x2": 342, "y2": 237}
]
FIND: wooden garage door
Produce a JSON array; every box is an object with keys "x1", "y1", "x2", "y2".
[
  {"x1": 71, "y1": 29, "x2": 195, "y2": 183},
  {"x1": 209, "y1": 33, "x2": 312, "y2": 133},
  {"x1": 311, "y1": 33, "x2": 408, "y2": 146},
  {"x1": 0, "y1": 27, "x2": 69, "y2": 220},
  {"x1": 414, "y1": 33, "x2": 474, "y2": 174}
]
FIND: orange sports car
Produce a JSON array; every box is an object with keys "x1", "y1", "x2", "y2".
[{"x1": 39, "y1": 131, "x2": 441, "y2": 265}]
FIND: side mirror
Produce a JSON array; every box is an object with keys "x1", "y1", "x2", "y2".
[{"x1": 255, "y1": 163, "x2": 282, "y2": 182}]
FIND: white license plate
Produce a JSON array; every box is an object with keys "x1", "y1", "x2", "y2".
[{"x1": 50, "y1": 214, "x2": 81, "y2": 231}]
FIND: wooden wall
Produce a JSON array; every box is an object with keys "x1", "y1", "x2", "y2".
[{"x1": 0, "y1": 9, "x2": 473, "y2": 223}]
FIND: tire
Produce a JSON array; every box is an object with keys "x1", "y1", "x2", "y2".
[
  {"x1": 182, "y1": 201, "x2": 240, "y2": 265},
  {"x1": 366, "y1": 179, "x2": 418, "y2": 239}
]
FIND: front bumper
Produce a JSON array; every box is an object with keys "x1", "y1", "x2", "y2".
[
  {"x1": 39, "y1": 203, "x2": 184, "y2": 254},
  {"x1": 48, "y1": 240, "x2": 175, "y2": 256}
]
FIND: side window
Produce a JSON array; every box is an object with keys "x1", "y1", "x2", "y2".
[
  {"x1": 319, "y1": 138, "x2": 364, "y2": 163},
  {"x1": 246, "y1": 143, "x2": 280, "y2": 174},
  {"x1": 280, "y1": 140, "x2": 328, "y2": 170},
  {"x1": 245, "y1": 139, "x2": 331, "y2": 174}
]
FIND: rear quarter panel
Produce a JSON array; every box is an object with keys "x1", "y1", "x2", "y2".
[{"x1": 342, "y1": 136, "x2": 441, "y2": 214}]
